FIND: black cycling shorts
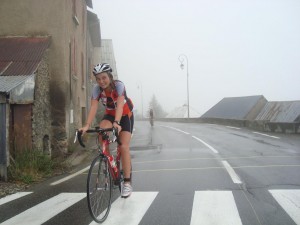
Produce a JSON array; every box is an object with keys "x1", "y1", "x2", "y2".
[{"x1": 102, "y1": 113, "x2": 134, "y2": 133}]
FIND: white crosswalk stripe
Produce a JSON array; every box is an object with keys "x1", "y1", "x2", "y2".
[
  {"x1": 1, "y1": 193, "x2": 85, "y2": 225},
  {"x1": 1, "y1": 189, "x2": 300, "y2": 225},
  {"x1": 89, "y1": 192, "x2": 158, "y2": 225},
  {"x1": 0, "y1": 192, "x2": 32, "y2": 206},
  {"x1": 190, "y1": 191, "x2": 243, "y2": 225},
  {"x1": 269, "y1": 189, "x2": 300, "y2": 225}
]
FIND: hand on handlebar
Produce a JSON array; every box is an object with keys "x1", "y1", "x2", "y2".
[
  {"x1": 79, "y1": 125, "x2": 89, "y2": 135},
  {"x1": 112, "y1": 123, "x2": 122, "y2": 134}
]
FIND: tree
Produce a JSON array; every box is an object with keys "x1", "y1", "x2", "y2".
[{"x1": 147, "y1": 95, "x2": 167, "y2": 118}]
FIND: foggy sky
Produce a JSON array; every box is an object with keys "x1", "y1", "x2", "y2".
[{"x1": 92, "y1": 0, "x2": 300, "y2": 116}]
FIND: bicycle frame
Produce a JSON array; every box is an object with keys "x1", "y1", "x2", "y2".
[
  {"x1": 100, "y1": 137, "x2": 122, "y2": 183},
  {"x1": 76, "y1": 127, "x2": 122, "y2": 184}
]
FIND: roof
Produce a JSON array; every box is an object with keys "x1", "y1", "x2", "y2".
[
  {"x1": 201, "y1": 95, "x2": 266, "y2": 119},
  {"x1": 0, "y1": 75, "x2": 34, "y2": 93},
  {"x1": 0, "y1": 37, "x2": 50, "y2": 76},
  {"x1": 255, "y1": 101, "x2": 300, "y2": 122}
]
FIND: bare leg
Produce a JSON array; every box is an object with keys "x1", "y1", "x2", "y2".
[
  {"x1": 99, "y1": 120, "x2": 113, "y2": 152},
  {"x1": 119, "y1": 131, "x2": 132, "y2": 181}
]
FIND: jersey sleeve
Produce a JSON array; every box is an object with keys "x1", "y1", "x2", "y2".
[
  {"x1": 115, "y1": 81, "x2": 126, "y2": 96},
  {"x1": 91, "y1": 84, "x2": 100, "y2": 100}
]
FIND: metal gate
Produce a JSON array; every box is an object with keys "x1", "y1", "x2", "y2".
[{"x1": 10, "y1": 104, "x2": 32, "y2": 156}]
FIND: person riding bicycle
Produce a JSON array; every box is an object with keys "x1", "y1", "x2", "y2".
[
  {"x1": 79, "y1": 63, "x2": 134, "y2": 198},
  {"x1": 149, "y1": 108, "x2": 154, "y2": 126}
]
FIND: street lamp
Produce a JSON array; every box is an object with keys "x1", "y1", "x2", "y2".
[
  {"x1": 178, "y1": 54, "x2": 190, "y2": 118},
  {"x1": 137, "y1": 83, "x2": 144, "y2": 118}
]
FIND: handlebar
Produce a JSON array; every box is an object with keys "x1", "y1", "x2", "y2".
[{"x1": 74, "y1": 127, "x2": 121, "y2": 148}]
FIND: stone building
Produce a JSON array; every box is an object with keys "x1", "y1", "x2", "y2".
[
  {"x1": 0, "y1": 0, "x2": 101, "y2": 180},
  {"x1": 0, "y1": 37, "x2": 51, "y2": 180}
]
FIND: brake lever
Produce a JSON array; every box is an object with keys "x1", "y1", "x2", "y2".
[{"x1": 74, "y1": 130, "x2": 78, "y2": 143}]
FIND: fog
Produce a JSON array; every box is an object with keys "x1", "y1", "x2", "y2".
[{"x1": 92, "y1": 0, "x2": 300, "y2": 116}]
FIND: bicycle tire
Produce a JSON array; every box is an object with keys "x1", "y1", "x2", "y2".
[{"x1": 87, "y1": 155, "x2": 112, "y2": 223}]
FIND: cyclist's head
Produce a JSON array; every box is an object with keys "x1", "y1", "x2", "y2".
[
  {"x1": 93, "y1": 63, "x2": 113, "y2": 75},
  {"x1": 93, "y1": 63, "x2": 115, "y2": 89}
]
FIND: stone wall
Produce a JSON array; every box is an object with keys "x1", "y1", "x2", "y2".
[
  {"x1": 32, "y1": 52, "x2": 51, "y2": 155},
  {"x1": 155, "y1": 117, "x2": 300, "y2": 134}
]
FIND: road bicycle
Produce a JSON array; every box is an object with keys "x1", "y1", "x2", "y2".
[
  {"x1": 150, "y1": 116, "x2": 154, "y2": 127},
  {"x1": 75, "y1": 127, "x2": 131, "y2": 223}
]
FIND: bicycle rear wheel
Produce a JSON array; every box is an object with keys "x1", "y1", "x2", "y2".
[{"x1": 87, "y1": 155, "x2": 112, "y2": 223}]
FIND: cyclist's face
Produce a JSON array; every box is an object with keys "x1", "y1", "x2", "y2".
[{"x1": 95, "y1": 72, "x2": 111, "y2": 89}]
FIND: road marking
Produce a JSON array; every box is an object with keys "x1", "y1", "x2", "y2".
[
  {"x1": 50, "y1": 166, "x2": 90, "y2": 185},
  {"x1": 89, "y1": 192, "x2": 158, "y2": 225},
  {"x1": 192, "y1": 136, "x2": 219, "y2": 153},
  {"x1": 222, "y1": 161, "x2": 242, "y2": 184},
  {"x1": 132, "y1": 164, "x2": 300, "y2": 173},
  {"x1": 133, "y1": 155, "x2": 300, "y2": 164},
  {"x1": 226, "y1": 126, "x2": 241, "y2": 130},
  {"x1": 234, "y1": 164, "x2": 300, "y2": 169},
  {"x1": 253, "y1": 132, "x2": 280, "y2": 139},
  {"x1": 190, "y1": 191, "x2": 242, "y2": 225},
  {"x1": 1, "y1": 193, "x2": 85, "y2": 225},
  {"x1": 269, "y1": 189, "x2": 300, "y2": 225},
  {"x1": 0, "y1": 192, "x2": 33, "y2": 206},
  {"x1": 159, "y1": 125, "x2": 190, "y2": 135},
  {"x1": 133, "y1": 166, "x2": 225, "y2": 173}
]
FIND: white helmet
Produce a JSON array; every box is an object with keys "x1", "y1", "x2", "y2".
[{"x1": 93, "y1": 63, "x2": 112, "y2": 75}]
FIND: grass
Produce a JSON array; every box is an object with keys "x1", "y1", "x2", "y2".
[{"x1": 8, "y1": 149, "x2": 55, "y2": 184}]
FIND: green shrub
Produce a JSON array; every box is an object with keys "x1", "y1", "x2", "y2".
[{"x1": 8, "y1": 149, "x2": 54, "y2": 184}]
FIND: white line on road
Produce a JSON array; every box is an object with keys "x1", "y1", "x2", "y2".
[
  {"x1": 269, "y1": 189, "x2": 300, "y2": 225},
  {"x1": 190, "y1": 191, "x2": 243, "y2": 225},
  {"x1": 50, "y1": 165, "x2": 90, "y2": 185},
  {"x1": 226, "y1": 126, "x2": 241, "y2": 130},
  {"x1": 222, "y1": 161, "x2": 242, "y2": 184},
  {"x1": 192, "y1": 136, "x2": 219, "y2": 153},
  {"x1": 1, "y1": 193, "x2": 85, "y2": 225},
  {"x1": 159, "y1": 125, "x2": 190, "y2": 135},
  {"x1": 89, "y1": 192, "x2": 158, "y2": 225},
  {"x1": 0, "y1": 192, "x2": 33, "y2": 206},
  {"x1": 253, "y1": 132, "x2": 280, "y2": 139}
]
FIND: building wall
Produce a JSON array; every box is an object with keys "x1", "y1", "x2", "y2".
[
  {"x1": 245, "y1": 96, "x2": 268, "y2": 120},
  {"x1": 32, "y1": 52, "x2": 51, "y2": 154},
  {"x1": 100, "y1": 39, "x2": 118, "y2": 79},
  {"x1": 0, "y1": 0, "x2": 90, "y2": 157}
]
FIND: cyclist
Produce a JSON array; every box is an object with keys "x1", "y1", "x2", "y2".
[
  {"x1": 80, "y1": 63, "x2": 134, "y2": 198},
  {"x1": 149, "y1": 108, "x2": 154, "y2": 126}
]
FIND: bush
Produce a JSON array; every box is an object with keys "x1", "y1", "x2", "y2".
[{"x1": 8, "y1": 149, "x2": 54, "y2": 184}]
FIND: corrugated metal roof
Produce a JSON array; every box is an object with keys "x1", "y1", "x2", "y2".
[
  {"x1": 201, "y1": 95, "x2": 266, "y2": 119},
  {"x1": 0, "y1": 75, "x2": 34, "y2": 93},
  {"x1": 255, "y1": 101, "x2": 300, "y2": 122},
  {"x1": 0, "y1": 37, "x2": 50, "y2": 76}
]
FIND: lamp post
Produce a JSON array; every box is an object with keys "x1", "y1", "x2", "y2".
[
  {"x1": 137, "y1": 83, "x2": 144, "y2": 118},
  {"x1": 178, "y1": 54, "x2": 190, "y2": 118}
]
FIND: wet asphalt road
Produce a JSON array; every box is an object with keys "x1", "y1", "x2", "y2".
[{"x1": 1, "y1": 121, "x2": 300, "y2": 225}]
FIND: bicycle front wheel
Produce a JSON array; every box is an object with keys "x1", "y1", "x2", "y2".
[{"x1": 87, "y1": 155, "x2": 112, "y2": 223}]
